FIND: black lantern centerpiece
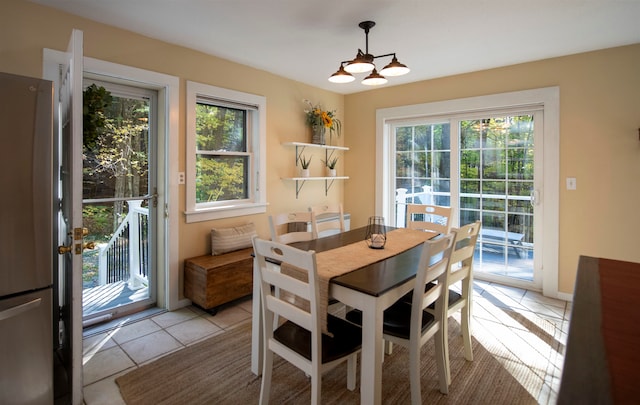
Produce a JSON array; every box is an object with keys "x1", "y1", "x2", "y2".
[{"x1": 365, "y1": 216, "x2": 387, "y2": 249}]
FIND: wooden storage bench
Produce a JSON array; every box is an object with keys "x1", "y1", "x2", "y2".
[{"x1": 184, "y1": 247, "x2": 253, "y2": 314}]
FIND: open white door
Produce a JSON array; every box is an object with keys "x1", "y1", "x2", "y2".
[{"x1": 53, "y1": 28, "x2": 84, "y2": 405}]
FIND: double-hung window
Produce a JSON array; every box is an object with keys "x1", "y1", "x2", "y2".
[{"x1": 185, "y1": 81, "x2": 267, "y2": 222}]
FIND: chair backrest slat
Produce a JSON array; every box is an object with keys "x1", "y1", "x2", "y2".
[
  {"x1": 413, "y1": 234, "x2": 455, "y2": 312},
  {"x1": 449, "y1": 221, "x2": 481, "y2": 277},
  {"x1": 310, "y1": 203, "x2": 345, "y2": 237},
  {"x1": 406, "y1": 204, "x2": 452, "y2": 235},
  {"x1": 265, "y1": 294, "x2": 313, "y2": 331},
  {"x1": 269, "y1": 211, "x2": 316, "y2": 244}
]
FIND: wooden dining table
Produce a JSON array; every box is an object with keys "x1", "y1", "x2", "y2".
[
  {"x1": 250, "y1": 226, "x2": 436, "y2": 405},
  {"x1": 558, "y1": 255, "x2": 640, "y2": 403}
]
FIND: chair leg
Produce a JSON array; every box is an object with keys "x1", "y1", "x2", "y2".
[
  {"x1": 347, "y1": 353, "x2": 357, "y2": 391},
  {"x1": 461, "y1": 303, "x2": 473, "y2": 362},
  {"x1": 310, "y1": 369, "x2": 321, "y2": 405},
  {"x1": 259, "y1": 349, "x2": 274, "y2": 405},
  {"x1": 409, "y1": 342, "x2": 422, "y2": 405},
  {"x1": 435, "y1": 330, "x2": 450, "y2": 394},
  {"x1": 384, "y1": 340, "x2": 393, "y2": 355}
]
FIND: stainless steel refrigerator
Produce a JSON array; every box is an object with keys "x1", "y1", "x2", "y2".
[{"x1": 0, "y1": 72, "x2": 54, "y2": 404}]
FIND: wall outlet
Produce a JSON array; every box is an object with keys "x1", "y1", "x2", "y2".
[
  {"x1": 178, "y1": 172, "x2": 185, "y2": 184},
  {"x1": 566, "y1": 177, "x2": 576, "y2": 190}
]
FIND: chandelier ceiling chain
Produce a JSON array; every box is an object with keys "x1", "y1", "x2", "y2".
[{"x1": 329, "y1": 20, "x2": 410, "y2": 86}]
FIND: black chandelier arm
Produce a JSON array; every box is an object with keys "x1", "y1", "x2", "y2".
[
  {"x1": 372, "y1": 52, "x2": 396, "y2": 60},
  {"x1": 338, "y1": 52, "x2": 397, "y2": 66},
  {"x1": 340, "y1": 52, "x2": 396, "y2": 66}
]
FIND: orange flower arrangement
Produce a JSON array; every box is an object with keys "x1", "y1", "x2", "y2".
[{"x1": 303, "y1": 99, "x2": 342, "y2": 138}]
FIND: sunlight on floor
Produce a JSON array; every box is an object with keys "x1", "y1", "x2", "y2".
[
  {"x1": 81, "y1": 282, "x2": 568, "y2": 404},
  {"x1": 470, "y1": 282, "x2": 568, "y2": 404}
]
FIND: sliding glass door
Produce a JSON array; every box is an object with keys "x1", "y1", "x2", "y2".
[
  {"x1": 391, "y1": 110, "x2": 542, "y2": 288},
  {"x1": 394, "y1": 122, "x2": 451, "y2": 226},
  {"x1": 458, "y1": 115, "x2": 536, "y2": 282}
]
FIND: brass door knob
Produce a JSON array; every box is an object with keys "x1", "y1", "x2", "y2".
[
  {"x1": 58, "y1": 245, "x2": 72, "y2": 254},
  {"x1": 83, "y1": 241, "x2": 96, "y2": 250}
]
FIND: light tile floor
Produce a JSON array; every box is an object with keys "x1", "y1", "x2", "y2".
[{"x1": 82, "y1": 280, "x2": 570, "y2": 404}]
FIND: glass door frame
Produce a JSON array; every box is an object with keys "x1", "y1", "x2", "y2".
[
  {"x1": 80, "y1": 57, "x2": 182, "y2": 312},
  {"x1": 375, "y1": 87, "x2": 560, "y2": 297},
  {"x1": 81, "y1": 77, "x2": 158, "y2": 324}
]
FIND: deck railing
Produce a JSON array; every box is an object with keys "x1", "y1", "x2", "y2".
[
  {"x1": 98, "y1": 200, "x2": 149, "y2": 288},
  {"x1": 395, "y1": 186, "x2": 436, "y2": 227},
  {"x1": 395, "y1": 187, "x2": 532, "y2": 257}
]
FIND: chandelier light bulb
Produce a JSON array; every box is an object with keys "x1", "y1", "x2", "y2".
[
  {"x1": 361, "y1": 69, "x2": 388, "y2": 86},
  {"x1": 344, "y1": 51, "x2": 375, "y2": 74},
  {"x1": 344, "y1": 61, "x2": 375, "y2": 74},
  {"x1": 328, "y1": 65, "x2": 355, "y2": 83},
  {"x1": 379, "y1": 56, "x2": 410, "y2": 77}
]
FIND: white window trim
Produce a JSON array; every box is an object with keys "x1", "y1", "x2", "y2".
[
  {"x1": 376, "y1": 87, "x2": 562, "y2": 300},
  {"x1": 185, "y1": 81, "x2": 267, "y2": 223}
]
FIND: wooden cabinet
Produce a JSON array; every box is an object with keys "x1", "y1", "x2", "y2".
[
  {"x1": 184, "y1": 248, "x2": 253, "y2": 314},
  {"x1": 281, "y1": 142, "x2": 349, "y2": 198}
]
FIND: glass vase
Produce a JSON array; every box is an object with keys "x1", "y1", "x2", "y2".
[
  {"x1": 311, "y1": 125, "x2": 325, "y2": 145},
  {"x1": 365, "y1": 216, "x2": 387, "y2": 249}
]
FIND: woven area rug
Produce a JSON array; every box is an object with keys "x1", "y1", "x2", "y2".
[{"x1": 116, "y1": 317, "x2": 538, "y2": 404}]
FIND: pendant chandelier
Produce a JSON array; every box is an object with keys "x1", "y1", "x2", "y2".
[{"x1": 329, "y1": 21, "x2": 410, "y2": 86}]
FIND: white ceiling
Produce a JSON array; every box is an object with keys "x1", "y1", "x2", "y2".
[{"x1": 31, "y1": 0, "x2": 640, "y2": 95}]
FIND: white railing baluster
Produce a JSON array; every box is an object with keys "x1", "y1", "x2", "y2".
[
  {"x1": 96, "y1": 199, "x2": 149, "y2": 287},
  {"x1": 128, "y1": 200, "x2": 143, "y2": 289}
]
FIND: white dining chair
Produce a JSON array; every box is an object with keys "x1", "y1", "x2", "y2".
[
  {"x1": 440, "y1": 221, "x2": 481, "y2": 381},
  {"x1": 268, "y1": 211, "x2": 316, "y2": 244},
  {"x1": 384, "y1": 202, "x2": 450, "y2": 360},
  {"x1": 406, "y1": 204, "x2": 452, "y2": 235},
  {"x1": 310, "y1": 203, "x2": 345, "y2": 238},
  {"x1": 346, "y1": 234, "x2": 455, "y2": 404},
  {"x1": 252, "y1": 236, "x2": 362, "y2": 405},
  {"x1": 402, "y1": 221, "x2": 481, "y2": 385}
]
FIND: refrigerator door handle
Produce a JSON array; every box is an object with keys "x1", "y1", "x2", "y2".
[{"x1": 0, "y1": 297, "x2": 42, "y2": 322}]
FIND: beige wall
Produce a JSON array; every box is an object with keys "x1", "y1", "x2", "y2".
[
  {"x1": 344, "y1": 44, "x2": 640, "y2": 293},
  {"x1": 2, "y1": 0, "x2": 344, "y2": 285},
  {"x1": 3, "y1": 0, "x2": 639, "y2": 296}
]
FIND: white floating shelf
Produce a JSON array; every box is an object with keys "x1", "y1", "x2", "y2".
[
  {"x1": 282, "y1": 176, "x2": 349, "y2": 181},
  {"x1": 282, "y1": 142, "x2": 349, "y2": 151}
]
